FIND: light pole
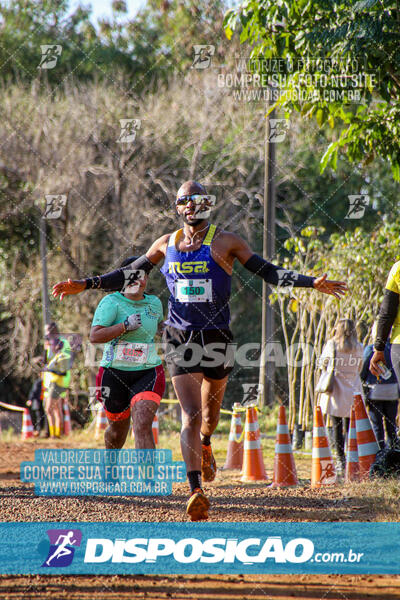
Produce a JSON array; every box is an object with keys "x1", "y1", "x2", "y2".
[
  {"x1": 39, "y1": 214, "x2": 51, "y2": 330},
  {"x1": 259, "y1": 93, "x2": 276, "y2": 406}
]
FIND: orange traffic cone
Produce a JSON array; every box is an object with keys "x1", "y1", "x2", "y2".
[
  {"x1": 152, "y1": 413, "x2": 159, "y2": 446},
  {"x1": 270, "y1": 405, "x2": 298, "y2": 488},
  {"x1": 353, "y1": 394, "x2": 379, "y2": 479},
  {"x1": 345, "y1": 405, "x2": 359, "y2": 482},
  {"x1": 95, "y1": 404, "x2": 108, "y2": 440},
  {"x1": 311, "y1": 406, "x2": 336, "y2": 488},
  {"x1": 21, "y1": 408, "x2": 34, "y2": 440},
  {"x1": 223, "y1": 403, "x2": 244, "y2": 470},
  {"x1": 241, "y1": 404, "x2": 267, "y2": 482},
  {"x1": 62, "y1": 396, "x2": 72, "y2": 436}
]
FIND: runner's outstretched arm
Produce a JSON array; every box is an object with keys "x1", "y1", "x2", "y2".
[
  {"x1": 52, "y1": 235, "x2": 169, "y2": 300},
  {"x1": 230, "y1": 234, "x2": 348, "y2": 299},
  {"x1": 370, "y1": 289, "x2": 399, "y2": 376}
]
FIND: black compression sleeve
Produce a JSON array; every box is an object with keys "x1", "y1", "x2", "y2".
[
  {"x1": 374, "y1": 289, "x2": 399, "y2": 351},
  {"x1": 243, "y1": 254, "x2": 316, "y2": 288},
  {"x1": 85, "y1": 255, "x2": 154, "y2": 292}
]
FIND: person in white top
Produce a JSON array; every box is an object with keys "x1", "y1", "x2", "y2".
[{"x1": 318, "y1": 319, "x2": 363, "y2": 473}]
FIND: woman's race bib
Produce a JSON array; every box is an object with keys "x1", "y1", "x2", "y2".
[
  {"x1": 175, "y1": 279, "x2": 212, "y2": 303},
  {"x1": 114, "y1": 342, "x2": 149, "y2": 364}
]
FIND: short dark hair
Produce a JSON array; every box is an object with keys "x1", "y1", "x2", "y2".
[{"x1": 45, "y1": 321, "x2": 59, "y2": 335}]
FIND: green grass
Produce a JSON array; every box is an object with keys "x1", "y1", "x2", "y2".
[{"x1": 158, "y1": 403, "x2": 280, "y2": 436}]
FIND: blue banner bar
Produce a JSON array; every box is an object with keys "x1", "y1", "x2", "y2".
[{"x1": 0, "y1": 522, "x2": 399, "y2": 574}]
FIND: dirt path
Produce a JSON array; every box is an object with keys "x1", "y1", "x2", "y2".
[
  {"x1": 1, "y1": 574, "x2": 400, "y2": 600},
  {"x1": 1, "y1": 441, "x2": 400, "y2": 599}
]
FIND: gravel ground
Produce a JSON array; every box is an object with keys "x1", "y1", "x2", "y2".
[{"x1": 1, "y1": 440, "x2": 400, "y2": 599}]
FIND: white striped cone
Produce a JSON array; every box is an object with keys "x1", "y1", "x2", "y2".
[
  {"x1": 152, "y1": 413, "x2": 159, "y2": 446},
  {"x1": 311, "y1": 406, "x2": 336, "y2": 488},
  {"x1": 21, "y1": 408, "x2": 34, "y2": 439},
  {"x1": 241, "y1": 405, "x2": 267, "y2": 482},
  {"x1": 270, "y1": 405, "x2": 298, "y2": 488},
  {"x1": 95, "y1": 404, "x2": 108, "y2": 440},
  {"x1": 223, "y1": 403, "x2": 244, "y2": 470},
  {"x1": 345, "y1": 405, "x2": 359, "y2": 482},
  {"x1": 353, "y1": 394, "x2": 379, "y2": 479},
  {"x1": 63, "y1": 396, "x2": 72, "y2": 436}
]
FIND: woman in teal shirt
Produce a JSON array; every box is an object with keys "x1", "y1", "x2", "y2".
[{"x1": 90, "y1": 257, "x2": 165, "y2": 449}]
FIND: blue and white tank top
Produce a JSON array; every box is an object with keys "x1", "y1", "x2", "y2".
[{"x1": 160, "y1": 224, "x2": 231, "y2": 330}]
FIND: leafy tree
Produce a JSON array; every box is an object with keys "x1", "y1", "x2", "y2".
[
  {"x1": 224, "y1": 0, "x2": 400, "y2": 180},
  {"x1": 269, "y1": 220, "x2": 400, "y2": 429},
  {"x1": 0, "y1": 0, "x2": 232, "y2": 90}
]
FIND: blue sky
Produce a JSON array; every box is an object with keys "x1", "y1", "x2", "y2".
[
  {"x1": 70, "y1": 0, "x2": 145, "y2": 23},
  {"x1": 70, "y1": 0, "x2": 239, "y2": 22}
]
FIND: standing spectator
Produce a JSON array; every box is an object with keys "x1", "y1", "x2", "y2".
[
  {"x1": 42, "y1": 323, "x2": 72, "y2": 438},
  {"x1": 361, "y1": 324, "x2": 399, "y2": 450},
  {"x1": 26, "y1": 378, "x2": 46, "y2": 436},
  {"x1": 370, "y1": 260, "x2": 400, "y2": 387},
  {"x1": 318, "y1": 319, "x2": 364, "y2": 474}
]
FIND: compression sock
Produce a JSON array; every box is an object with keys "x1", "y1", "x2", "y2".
[
  {"x1": 55, "y1": 425, "x2": 61, "y2": 437},
  {"x1": 201, "y1": 434, "x2": 211, "y2": 446},
  {"x1": 187, "y1": 471, "x2": 202, "y2": 493},
  {"x1": 49, "y1": 425, "x2": 54, "y2": 437}
]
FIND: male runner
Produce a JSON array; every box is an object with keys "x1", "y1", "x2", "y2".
[{"x1": 53, "y1": 180, "x2": 347, "y2": 520}]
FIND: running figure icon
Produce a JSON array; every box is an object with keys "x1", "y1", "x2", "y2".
[{"x1": 45, "y1": 530, "x2": 77, "y2": 566}]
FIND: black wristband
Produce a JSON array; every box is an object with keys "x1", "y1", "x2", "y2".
[{"x1": 84, "y1": 276, "x2": 101, "y2": 290}]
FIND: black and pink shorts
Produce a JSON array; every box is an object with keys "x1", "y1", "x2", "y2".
[{"x1": 95, "y1": 365, "x2": 165, "y2": 422}]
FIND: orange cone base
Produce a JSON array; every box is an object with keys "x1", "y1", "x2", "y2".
[
  {"x1": 269, "y1": 478, "x2": 298, "y2": 489},
  {"x1": 311, "y1": 459, "x2": 337, "y2": 488},
  {"x1": 223, "y1": 445, "x2": 243, "y2": 470},
  {"x1": 241, "y1": 451, "x2": 268, "y2": 482},
  {"x1": 241, "y1": 473, "x2": 268, "y2": 482}
]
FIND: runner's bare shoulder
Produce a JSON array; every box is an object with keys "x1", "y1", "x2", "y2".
[
  {"x1": 212, "y1": 228, "x2": 246, "y2": 249},
  {"x1": 147, "y1": 233, "x2": 173, "y2": 260}
]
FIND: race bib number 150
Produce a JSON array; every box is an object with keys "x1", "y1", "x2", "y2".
[{"x1": 175, "y1": 279, "x2": 212, "y2": 303}]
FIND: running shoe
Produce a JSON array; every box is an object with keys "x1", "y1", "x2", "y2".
[
  {"x1": 201, "y1": 444, "x2": 217, "y2": 482},
  {"x1": 186, "y1": 488, "x2": 210, "y2": 521}
]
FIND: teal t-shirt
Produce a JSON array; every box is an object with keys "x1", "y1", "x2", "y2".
[{"x1": 91, "y1": 292, "x2": 163, "y2": 371}]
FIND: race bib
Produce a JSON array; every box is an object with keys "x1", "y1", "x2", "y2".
[
  {"x1": 114, "y1": 342, "x2": 149, "y2": 364},
  {"x1": 175, "y1": 279, "x2": 212, "y2": 302}
]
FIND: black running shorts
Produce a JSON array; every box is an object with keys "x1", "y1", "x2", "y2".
[
  {"x1": 162, "y1": 325, "x2": 234, "y2": 380},
  {"x1": 95, "y1": 365, "x2": 165, "y2": 421}
]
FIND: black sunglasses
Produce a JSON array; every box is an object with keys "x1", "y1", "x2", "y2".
[{"x1": 176, "y1": 194, "x2": 211, "y2": 206}]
